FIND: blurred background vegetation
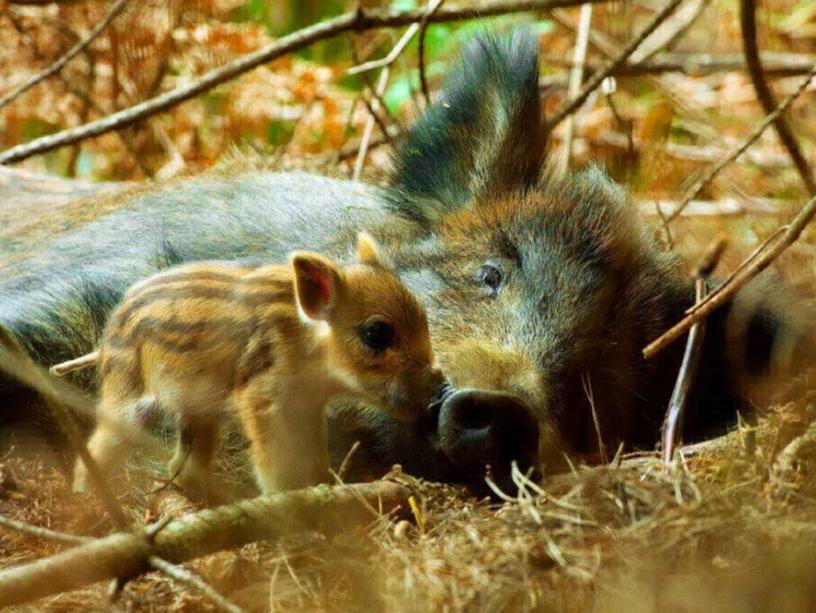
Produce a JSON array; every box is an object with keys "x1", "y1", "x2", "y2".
[{"x1": 1, "y1": 0, "x2": 815, "y2": 209}]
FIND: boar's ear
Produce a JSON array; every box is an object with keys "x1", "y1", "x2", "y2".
[
  {"x1": 355, "y1": 231, "x2": 384, "y2": 267},
  {"x1": 386, "y1": 29, "x2": 545, "y2": 228},
  {"x1": 291, "y1": 252, "x2": 343, "y2": 321}
]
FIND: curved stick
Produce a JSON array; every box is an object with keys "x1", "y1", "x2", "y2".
[{"x1": 740, "y1": 0, "x2": 815, "y2": 195}]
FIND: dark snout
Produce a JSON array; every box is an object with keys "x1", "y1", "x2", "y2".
[{"x1": 437, "y1": 388, "x2": 540, "y2": 494}]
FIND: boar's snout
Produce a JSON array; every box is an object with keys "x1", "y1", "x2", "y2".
[{"x1": 437, "y1": 388, "x2": 539, "y2": 493}]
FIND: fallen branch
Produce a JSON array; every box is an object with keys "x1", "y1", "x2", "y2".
[
  {"x1": 148, "y1": 556, "x2": 244, "y2": 613},
  {"x1": 0, "y1": 0, "x2": 603, "y2": 166},
  {"x1": 545, "y1": 0, "x2": 683, "y2": 132},
  {"x1": 643, "y1": 192, "x2": 816, "y2": 359},
  {"x1": 0, "y1": 514, "x2": 89, "y2": 546},
  {"x1": 740, "y1": 0, "x2": 816, "y2": 195},
  {"x1": 0, "y1": 0, "x2": 130, "y2": 110},
  {"x1": 0, "y1": 480, "x2": 410, "y2": 608},
  {"x1": 0, "y1": 508, "x2": 242, "y2": 611}
]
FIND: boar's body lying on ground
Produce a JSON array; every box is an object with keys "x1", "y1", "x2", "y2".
[{"x1": 0, "y1": 31, "x2": 798, "y2": 493}]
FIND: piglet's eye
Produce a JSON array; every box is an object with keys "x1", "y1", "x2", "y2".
[{"x1": 359, "y1": 319, "x2": 395, "y2": 353}]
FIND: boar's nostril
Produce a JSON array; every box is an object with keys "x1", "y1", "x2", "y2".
[
  {"x1": 437, "y1": 388, "x2": 540, "y2": 494},
  {"x1": 458, "y1": 402, "x2": 492, "y2": 430}
]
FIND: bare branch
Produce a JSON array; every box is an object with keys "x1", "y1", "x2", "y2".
[
  {"x1": 0, "y1": 0, "x2": 130, "y2": 111},
  {"x1": 354, "y1": 66, "x2": 391, "y2": 181},
  {"x1": 685, "y1": 226, "x2": 786, "y2": 315},
  {"x1": 0, "y1": 0, "x2": 604, "y2": 166},
  {"x1": 666, "y1": 60, "x2": 816, "y2": 222},
  {"x1": 559, "y1": 3, "x2": 594, "y2": 175},
  {"x1": 348, "y1": 0, "x2": 445, "y2": 179},
  {"x1": 3, "y1": 9, "x2": 149, "y2": 177},
  {"x1": 630, "y1": 0, "x2": 708, "y2": 64},
  {"x1": 692, "y1": 235, "x2": 729, "y2": 278},
  {"x1": 0, "y1": 480, "x2": 410, "y2": 608},
  {"x1": 740, "y1": 0, "x2": 816, "y2": 195},
  {"x1": 347, "y1": 21, "x2": 421, "y2": 76},
  {"x1": 148, "y1": 556, "x2": 244, "y2": 613},
  {"x1": 545, "y1": 0, "x2": 683, "y2": 133},
  {"x1": 419, "y1": 0, "x2": 445, "y2": 105},
  {"x1": 337, "y1": 441, "x2": 362, "y2": 482},
  {"x1": 643, "y1": 192, "x2": 816, "y2": 359},
  {"x1": 0, "y1": 514, "x2": 89, "y2": 546}
]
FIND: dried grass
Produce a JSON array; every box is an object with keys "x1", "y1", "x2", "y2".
[{"x1": 2, "y1": 372, "x2": 816, "y2": 611}]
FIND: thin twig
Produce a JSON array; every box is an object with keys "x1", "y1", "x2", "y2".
[
  {"x1": 644, "y1": 192, "x2": 816, "y2": 359},
  {"x1": 3, "y1": 8, "x2": 147, "y2": 175},
  {"x1": 354, "y1": 66, "x2": 391, "y2": 181},
  {"x1": 662, "y1": 278, "x2": 709, "y2": 466},
  {"x1": 337, "y1": 441, "x2": 362, "y2": 482},
  {"x1": 559, "y1": 2, "x2": 594, "y2": 175},
  {"x1": 419, "y1": 0, "x2": 445, "y2": 105},
  {"x1": 630, "y1": 0, "x2": 708, "y2": 64},
  {"x1": 604, "y1": 92, "x2": 634, "y2": 158},
  {"x1": 0, "y1": 0, "x2": 130, "y2": 110},
  {"x1": 349, "y1": 0, "x2": 443, "y2": 179},
  {"x1": 691, "y1": 234, "x2": 728, "y2": 278},
  {"x1": 0, "y1": 0, "x2": 600, "y2": 165},
  {"x1": 330, "y1": 94, "x2": 362, "y2": 166},
  {"x1": 148, "y1": 556, "x2": 244, "y2": 613},
  {"x1": 666, "y1": 60, "x2": 816, "y2": 222},
  {"x1": 545, "y1": 0, "x2": 683, "y2": 133},
  {"x1": 654, "y1": 200, "x2": 674, "y2": 249},
  {"x1": 740, "y1": 0, "x2": 816, "y2": 195},
  {"x1": 347, "y1": 21, "x2": 421, "y2": 76},
  {"x1": 686, "y1": 226, "x2": 785, "y2": 315},
  {"x1": 581, "y1": 373, "x2": 608, "y2": 464},
  {"x1": 0, "y1": 514, "x2": 89, "y2": 545}
]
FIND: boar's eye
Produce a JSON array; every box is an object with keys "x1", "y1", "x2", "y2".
[
  {"x1": 475, "y1": 263, "x2": 503, "y2": 296},
  {"x1": 359, "y1": 318, "x2": 395, "y2": 353}
]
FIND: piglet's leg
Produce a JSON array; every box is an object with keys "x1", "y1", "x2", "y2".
[
  {"x1": 233, "y1": 380, "x2": 329, "y2": 494},
  {"x1": 74, "y1": 395, "x2": 151, "y2": 493},
  {"x1": 169, "y1": 418, "x2": 220, "y2": 503}
]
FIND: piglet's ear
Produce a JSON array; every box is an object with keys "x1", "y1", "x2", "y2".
[
  {"x1": 291, "y1": 252, "x2": 343, "y2": 321},
  {"x1": 356, "y1": 231, "x2": 384, "y2": 267}
]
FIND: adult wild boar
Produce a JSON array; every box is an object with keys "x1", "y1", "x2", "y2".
[{"x1": 0, "y1": 31, "x2": 797, "y2": 493}]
